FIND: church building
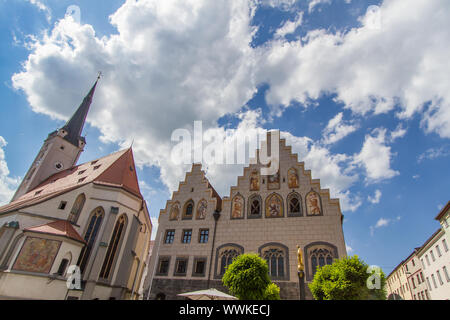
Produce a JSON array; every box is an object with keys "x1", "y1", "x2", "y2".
[
  {"x1": 0, "y1": 78, "x2": 152, "y2": 300},
  {"x1": 145, "y1": 132, "x2": 347, "y2": 300}
]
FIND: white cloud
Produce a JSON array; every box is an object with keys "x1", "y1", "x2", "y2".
[
  {"x1": 417, "y1": 146, "x2": 450, "y2": 163},
  {"x1": 27, "y1": 0, "x2": 51, "y2": 23},
  {"x1": 322, "y1": 112, "x2": 358, "y2": 145},
  {"x1": 308, "y1": 0, "x2": 331, "y2": 13},
  {"x1": 0, "y1": 137, "x2": 20, "y2": 206},
  {"x1": 12, "y1": 0, "x2": 258, "y2": 195},
  {"x1": 150, "y1": 216, "x2": 159, "y2": 240},
  {"x1": 258, "y1": 0, "x2": 450, "y2": 139},
  {"x1": 370, "y1": 216, "x2": 401, "y2": 236},
  {"x1": 13, "y1": 0, "x2": 448, "y2": 214},
  {"x1": 260, "y1": 0, "x2": 297, "y2": 11},
  {"x1": 275, "y1": 12, "x2": 303, "y2": 38},
  {"x1": 346, "y1": 245, "x2": 353, "y2": 253},
  {"x1": 368, "y1": 189, "x2": 382, "y2": 204},
  {"x1": 353, "y1": 128, "x2": 399, "y2": 183},
  {"x1": 390, "y1": 124, "x2": 407, "y2": 142}
]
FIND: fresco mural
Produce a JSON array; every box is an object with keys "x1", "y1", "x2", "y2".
[
  {"x1": 13, "y1": 237, "x2": 61, "y2": 274},
  {"x1": 306, "y1": 191, "x2": 322, "y2": 216},
  {"x1": 288, "y1": 167, "x2": 299, "y2": 188},
  {"x1": 265, "y1": 193, "x2": 283, "y2": 218},
  {"x1": 267, "y1": 171, "x2": 280, "y2": 190},
  {"x1": 169, "y1": 202, "x2": 180, "y2": 220},
  {"x1": 231, "y1": 194, "x2": 244, "y2": 219},
  {"x1": 196, "y1": 199, "x2": 208, "y2": 219},
  {"x1": 249, "y1": 170, "x2": 260, "y2": 191}
]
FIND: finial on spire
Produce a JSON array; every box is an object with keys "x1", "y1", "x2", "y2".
[{"x1": 97, "y1": 71, "x2": 103, "y2": 81}]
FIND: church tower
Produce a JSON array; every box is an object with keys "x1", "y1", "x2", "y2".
[{"x1": 11, "y1": 77, "x2": 99, "y2": 202}]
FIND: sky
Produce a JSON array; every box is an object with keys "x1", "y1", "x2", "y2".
[{"x1": 0, "y1": 0, "x2": 449, "y2": 276}]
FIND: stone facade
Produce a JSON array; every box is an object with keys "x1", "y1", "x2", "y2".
[{"x1": 145, "y1": 132, "x2": 347, "y2": 300}]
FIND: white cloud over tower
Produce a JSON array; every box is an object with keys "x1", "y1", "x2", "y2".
[{"x1": 10, "y1": 0, "x2": 450, "y2": 213}]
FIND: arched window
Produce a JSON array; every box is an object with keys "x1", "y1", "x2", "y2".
[
  {"x1": 100, "y1": 214, "x2": 127, "y2": 279},
  {"x1": 220, "y1": 249, "x2": 240, "y2": 275},
  {"x1": 304, "y1": 242, "x2": 338, "y2": 280},
  {"x1": 248, "y1": 195, "x2": 262, "y2": 218},
  {"x1": 68, "y1": 194, "x2": 86, "y2": 224},
  {"x1": 77, "y1": 207, "x2": 104, "y2": 274},
  {"x1": 287, "y1": 192, "x2": 302, "y2": 217},
  {"x1": 215, "y1": 244, "x2": 243, "y2": 278},
  {"x1": 259, "y1": 243, "x2": 289, "y2": 280},
  {"x1": 182, "y1": 200, "x2": 194, "y2": 220}
]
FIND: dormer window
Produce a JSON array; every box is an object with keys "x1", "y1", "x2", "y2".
[
  {"x1": 58, "y1": 201, "x2": 67, "y2": 210},
  {"x1": 78, "y1": 177, "x2": 86, "y2": 183},
  {"x1": 93, "y1": 165, "x2": 101, "y2": 170},
  {"x1": 78, "y1": 170, "x2": 86, "y2": 175},
  {"x1": 91, "y1": 160, "x2": 98, "y2": 165},
  {"x1": 34, "y1": 190, "x2": 42, "y2": 196}
]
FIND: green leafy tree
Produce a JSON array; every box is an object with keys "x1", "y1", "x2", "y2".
[
  {"x1": 309, "y1": 255, "x2": 386, "y2": 300},
  {"x1": 222, "y1": 253, "x2": 281, "y2": 300}
]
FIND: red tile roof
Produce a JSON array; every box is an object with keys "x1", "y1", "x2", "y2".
[
  {"x1": 0, "y1": 148, "x2": 143, "y2": 215},
  {"x1": 25, "y1": 220, "x2": 85, "y2": 244}
]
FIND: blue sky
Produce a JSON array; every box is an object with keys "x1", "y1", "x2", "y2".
[{"x1": 1, "y1": 0, "x2": 449, "y2": 275}]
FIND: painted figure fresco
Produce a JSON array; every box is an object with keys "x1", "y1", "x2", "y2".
[
  {"x1": 288, "y1": 167, "x2": 299, "y2": 188},
  {"x1": 267, "y1": 171, "x2": 280, "y2": 190},
  {"x1": 231, "y1": 194, "x2": 244, "y2": 219},
  {"x1": 266, "y1": 193, "x2": 283, "y2": 218},
  {"x1": 250, "y1": 170, "x2": 260, "y2": 191},
  {"x1": 169, "y1": 202, "x2": 180, "y2": 220},
  {"x1": 196, "y1": 199, "x2": 208, "y2": 219},
  {"x1": 306, "y1": 191, "x2": 322, "y2": 216},
  {"x1": 13, "y1": 237, "x2": 61, "y2": 274}
]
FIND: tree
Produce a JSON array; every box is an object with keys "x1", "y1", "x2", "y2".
[
  {"x1": 309, "y1": 255, "x2": 386, "y2": 300},
  {"x1": 222, "y1": 253, "x2": 281, "y2": 300}
]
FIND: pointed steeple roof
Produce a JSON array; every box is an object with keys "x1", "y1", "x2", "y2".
[{"x1": 61, "y1": 75, "x2": 100, "y2": 146}]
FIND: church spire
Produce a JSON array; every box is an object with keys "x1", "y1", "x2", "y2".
[{"x1": 61, "y1": 73, "x2": 100, "y2": 146}]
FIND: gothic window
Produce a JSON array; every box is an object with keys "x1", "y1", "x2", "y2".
[
  {"x1": 248, "y1": 195, "x2": 262, "y2": 218},
  {"x1": 77, "y1": 207, "x2": 104, "y2": 274},
  {"x1": 305, "y1": 242, "x2": 338, "y2": 280},
  {"x1": 259, "y1": 243, "x2": 289, "y2": 280},
  {"x1": 99, "y1": 214, "x2": 127, "y2": 279},
  {"x1": 216, "y1": 244, "x2": 243, "y2": 277},
  {"x1": 182, "y1": 200, "x2": 194, "y2": 220},
  {"x1": 287, "y1": 192, "x2": 302, "y2": 217},
  {"x1": 68, "y1": 194, "x2": 86, "y2": 224}
]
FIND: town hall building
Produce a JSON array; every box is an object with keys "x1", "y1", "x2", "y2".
[
  {"x1": 145, "y1": 132, "x2": 347, "y2": 300},
  {"x1": 0, "y1": 78, "x2": 152, "y2": 300}
]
